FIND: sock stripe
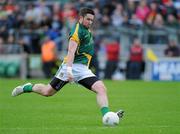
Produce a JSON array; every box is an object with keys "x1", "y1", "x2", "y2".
[{"x1": 101, "y1": 107, "x2": 109, "y2": 116}]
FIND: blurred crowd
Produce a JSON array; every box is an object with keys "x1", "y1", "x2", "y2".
[
  {"x1": 0, "y1": 0, "x2": 180, "y2": 79},
  {"x1": 0, "y1": 0, "x2": 179, "y2": 54}
]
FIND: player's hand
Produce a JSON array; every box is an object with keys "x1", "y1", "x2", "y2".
[{"x1": 67, "y1": 66, "x2": 74, "y2": 82}]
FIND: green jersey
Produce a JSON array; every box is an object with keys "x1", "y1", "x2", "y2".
[{"x1": 64, "y1": 23, "x2": 94, "y2": 67}]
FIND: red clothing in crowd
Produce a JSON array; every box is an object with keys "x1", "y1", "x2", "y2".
[
  {"x1": 162, "y1": 0, "x2": 172, "y2": 4},
  {"x1": 4, "y1": 4, "x2": 17, "y2": 13},
  {"x1": 106, "y1": 42, "x2": 120, "y2": 61},
  {"x1": 130, "y1": 44, "x2": 143, "y2": 62}
]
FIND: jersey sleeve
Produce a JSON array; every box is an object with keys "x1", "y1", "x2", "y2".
[{"x1": 69, "y1": 23, "x2": 81, "y2": 45}]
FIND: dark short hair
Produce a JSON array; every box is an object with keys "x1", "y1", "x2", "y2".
[{"x1": 79, "y1": 7, "x2": 95, "y2": 17}]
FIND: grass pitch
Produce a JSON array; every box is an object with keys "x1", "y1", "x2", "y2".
[{"x1": 0, "y1": 79, "x2": 180, "y2": 134}]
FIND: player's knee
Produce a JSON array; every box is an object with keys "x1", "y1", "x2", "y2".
[
  {"x1": 99, "y1": 86, "x2": 107, "y2": 95},
  {"x1": 42, "y1": 87, "x2": 55, "y2": 97},
  {"x1": 94, "y1": 83, "x2": 107, "y2": 95}
]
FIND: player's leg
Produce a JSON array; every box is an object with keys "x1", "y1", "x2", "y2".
[
  {"x1": 12, "y1": 77, "x2": 68, "y2": 97},
  {"x1": 91, "y1": 80, "x2": 110, "y2": 116},
  {"x1": 12, "y1": 63, "x2": 69, "y2": 97},
  {"x1": 31, "y1": 84, "x2": 56, "y2": 97},
  {"x1": 32, "y1": 77, "x2": 68, "y2": 96},
  {"x1": 91, "y1": 80, "x2": 124, "y2": 118},
  {"x1": 78, "y1": 76, "x2": 124, "y2": 118},
  {"x1": 78, "y1": 77, "x2": 109, "y2": 116}
]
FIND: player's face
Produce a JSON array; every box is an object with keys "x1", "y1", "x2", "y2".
[{"x1": 82, "y1": 14, "x2": 94, "y2": 28}]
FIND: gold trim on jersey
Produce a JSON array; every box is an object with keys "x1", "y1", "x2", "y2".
[
  {"x1": 83, "y1": 53, "x2": 92, "y2": 67},
  {"x1": 70, "y1": 23, "x2": 80, "y2": 45},
  {"x1": 63, "y1": 56, "x2": 67, "y2": 63},
  {"x1": 64, "y1": 23, "x2": 80, "y2": 63}
]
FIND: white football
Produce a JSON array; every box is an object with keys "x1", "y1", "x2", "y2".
[{"x1": 102, "y1": 112, "x2": 119, "y2": 126}]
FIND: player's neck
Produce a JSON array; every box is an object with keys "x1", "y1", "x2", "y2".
[{"x1": 78, "y1": 22, "x2": 89, "y2": 29}]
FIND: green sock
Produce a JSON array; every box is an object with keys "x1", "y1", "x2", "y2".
[
  {"x1": 101, "y1": 107, "x2": 109, "y2": 116},
  {"x1": 23, "y1": 84, "x2": 33, "y2": 92}
]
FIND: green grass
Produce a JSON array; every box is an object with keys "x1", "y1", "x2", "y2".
[{"x1": 0, "y1": 79, "x2": 180, "y2": 134}]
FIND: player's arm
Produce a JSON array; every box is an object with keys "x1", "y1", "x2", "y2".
[{"x1": 66, "y1": 39, "x2": 78, "y2": 81}]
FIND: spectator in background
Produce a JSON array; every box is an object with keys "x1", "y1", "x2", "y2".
[
  {"x1": 135, "y1": 0, "x2": 150, "y2": 23},
  {"x1": 33, "y1": 1, "x2": 51, "y2": 25},
  {"x1": 122, "y1": 14, "x2": 131, "y2": 27},
  {"x1": 41, "y1": 36, "x2": 57, "y2": 78},
  {"x1": 29, "y1": 30, "x2": 41, "y2": 53},
  {"x1": 111, "y1": 3, "x2": 125, "y2": 27},
  {"x1": 149, "y1": 13, "x2": 168, "y2": 44},
  {"x1": 146, "y1": 1, "x2": 158, "y2": 27},
  {"x1": 4, "y1": 0, "x2": 17, "y2": 14},
  {"x1": 126, "y1": 38, "x2": 144, "y2": 79},
  {"x1": 18, "y1": 37, "x2": 31, "y2": 54},
  {"x1": 24, "y1": 4, "x2": 35, "y2": 24},
  {"x1": 152, "y1": 14, "x2": 165, "y2": 28},
  {"x1": 46, "y1": 14, "x2": 63, "y2": 51},
  {"x1": 104, "y1": 38, "x2": 120, "y2": 79},
  {"x1": 101, "y1": 14, "x2": 111, "y2": 27},
  {"x1": 166, "y1": 14, "x2": 179, "y2": 29},
  {"x1": 6, "y1": 34, "x2": 21, "y2": 54},
  {"x1": 52, "y1": 2, "x2": 63, "y2": 21},
  {"x1": 75, "y1": 0, "x2": 86, "y2": 10},
  {"x1": 18, "y1": 37, "x2": 31, "y2": 78},
  {"x1": 153, "y1": 13, "x2": 164, "y2": 28},
  {"x1": 129, "y1": 13, "x2": 144, "y2": 29},
  {"x1": 0, "y1": 15, "x2": 8, "y2": 40},
  {"x1": 164, "y1": 39, "x2": 180, "y2": 57},
  {"x1": 127, "y1": 0, "x2": 136, "y2": 19},
  {"x1": 62, "y1": 3, "x2": 77, "y2": 30},
  {"x1": 7, "y1": 34, "x2": 15, "y2": 44},
  {"x1": 160, "y1": 0, "x2": 176, "y2": 19}
]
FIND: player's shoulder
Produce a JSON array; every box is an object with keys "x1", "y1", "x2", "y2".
[
  {"x1": 69, "y1": 23, "x2": 81, "y2": 34},
  {"x1": 69, "y1": 23, "x2": 88, "y2": 39}
]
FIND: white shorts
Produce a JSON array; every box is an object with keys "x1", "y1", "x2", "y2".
[{"x1": 55, "y1": 63, "x2": 96, "y2": 82}]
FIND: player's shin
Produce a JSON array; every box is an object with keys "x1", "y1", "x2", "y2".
[{"x1": 96, "y1": 93, "x2": 110, "y2": 116}]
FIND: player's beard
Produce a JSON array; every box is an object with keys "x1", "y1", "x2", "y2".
[{"x1": 82, "y1": 19, "x2": 92, "y2": 29}]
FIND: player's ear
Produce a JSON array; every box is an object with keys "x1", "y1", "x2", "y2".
[{"x1": 79, "y1": 16, "x2": 83, "y2": 22}]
